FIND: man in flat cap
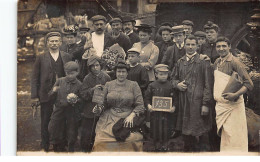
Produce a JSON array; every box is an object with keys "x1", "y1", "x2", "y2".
[
  {"x1": 31, "y1": 32, "x2": 72, "y2": 152},
  {"x1": 90, "y1": 15, "x2": 115, "y2": 57},
  {"x1": 199, "y1": 21, "x2": 220, "y2": 64},
  {"x1": 171, "y1": 35, "x2": 213, "y2": 152},
  {"x1": 155, "y1": 26, "x2": 174, "y2": 64},
  {"x1": 194, "y1": 31, "x2": 206, "y2": 51},
  {"x1": 182, "y1": 20, "x2": 194, "y2": 38},
  {"x1": 161, "y1": 25, "x2": 186, "y2": 71},
  {"x1": 122, "y1": 16, "x2": 140, "y2": 46},
  {"x1": 109, "y1": 17, "x2": 131, "y2": 53}
]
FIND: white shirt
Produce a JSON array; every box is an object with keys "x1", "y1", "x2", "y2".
[
  {"x1": 177, "y1": 42, "x2": 184, "y2": 49},
  {"x1": 186, "y1": 52, "x2": 197, "y2": 61},
  {"x1": 50, "y1": 51, "x2": 59, "y2": 61},
  {"x1": 126, "y1": 30, "x2": 133, "y2": 36},
  {"x1": 92, "y1": 32, "x2": 105, "y2": 57}
]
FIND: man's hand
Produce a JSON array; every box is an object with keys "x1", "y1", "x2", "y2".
[
  {"x1": 124, "y1": 112, "x2": 136, "y2": 128},
  {"x1": 52, "y1": 86, "x2": 59, "y2": 92},
  {"x1": 222, "y1": 93, "x2": 239, "y2": 101},
  {"x1": 201, "y1": 105, "x2": 209, "y2": 116},
  {"x1": 177, "y1": 81, "x2": 187, "y2": 91}
]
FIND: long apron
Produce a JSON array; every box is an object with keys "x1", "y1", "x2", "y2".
[{"x1": 214, "y1": 70, "x2": 248, "y2": 152}]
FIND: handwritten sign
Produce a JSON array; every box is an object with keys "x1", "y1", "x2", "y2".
[{"x1": 152, "y1": 96, "x2": 173, "y2": 112}]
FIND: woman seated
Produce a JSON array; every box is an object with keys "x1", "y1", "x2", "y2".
[{"x1": 93, "y1": 60, "x2": 145, "y2": 152}]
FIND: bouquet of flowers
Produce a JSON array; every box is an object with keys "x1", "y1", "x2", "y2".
[
  {"x1": 67, "y1": 93, "x2": 79, "y2": 106},
  {"x1": 101, "y1": 44, "x2": 126, "y2": 70}
]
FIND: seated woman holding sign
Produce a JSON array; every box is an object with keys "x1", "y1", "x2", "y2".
[
  {"x1": 144, "y1": 64, "x2": 177, "y2": 151},
  {"x1": 93, "y1": 60, "x2": 145, "y2": 151}
]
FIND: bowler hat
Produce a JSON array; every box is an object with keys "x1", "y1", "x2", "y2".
[
  {"x1": 91, "y1": 15, "x2": 107, "y2": 23},
  {"x1": 171, "y1": 25, "x2": 185, "y2": 35},
  {"x1": 122, "y1": 16, "x2": 136, "y2": 24}
]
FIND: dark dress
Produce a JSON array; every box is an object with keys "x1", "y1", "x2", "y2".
[
  {"x1": 127, "y1": 64, "x2": 149, "y2": 95},
  {"x1": 128, "y1": 31, "x2": 140, "y2": 47},
  {"x1": 79, "y1": 71, "x2": 111, "y2": 152},
  {"x1": 144, "y1": 80, "x2": 177, "y2": 151},
  {"x1": 155, "y1": 40, "x2": 174, "y2": 65},
  {"x1": 48, "y1": 77, "x2": 82, "y2": 151}
]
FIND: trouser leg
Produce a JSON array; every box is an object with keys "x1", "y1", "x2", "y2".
[{"x1": 40, "y1": 102, "x2": 53, "y2": 151}]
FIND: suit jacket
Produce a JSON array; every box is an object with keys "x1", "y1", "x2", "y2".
[
  {"x1": 31, "y1": 51, "x2": 72, "y2": 103},
  {"x1": 104, "y1": 33, "x2": 116, "y2": 50},
  {"x1": 128, "y1": 32, "x2": 140, "y2": 47}
]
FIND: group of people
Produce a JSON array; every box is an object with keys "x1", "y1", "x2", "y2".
[{"x1": 31, "y1": 14, "x2": 254, "y2": 153}]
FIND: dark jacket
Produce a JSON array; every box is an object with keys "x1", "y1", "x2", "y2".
[
  {"x1": 113, "y1": 32, "x2": 132, "y2": 53},
  {"x1": 104, "y1": 33, "x2": 116, "y2": 50},
  {"x1": 128, "y1": 31, "x2": 140, "y2": 47},
  {"x1": 171, "y1": 54, "x2": 214, "y2": 136},
  {"x1": 31, "y1": 51, "x2": 72, "y2": 102},
  {"x1": 161, "y1": 43, "x2": 186, "y2": 71},
  {"x1": 155, "y1": 40, "x2": 174, "y2": 65},
  {"x1": 60, "y1": 42, "x2": 85, "y2": 62},
  {"x1": 79, "y1": 71, "x2": 111, "y2": 118},
  {"x1": 199, "y1": 41, "x2": 219, "y2": 64}
]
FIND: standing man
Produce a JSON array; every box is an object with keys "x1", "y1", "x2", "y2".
[
  {"x1": 155, "y1": 26, "x2": 174, "y2": 64},
  {"x1": 31, "y1": 32, "x2": 72, "y2": 151},
  {"x1": 213, "y1": 37, "x2": 253, "y2": 152},
  {"x1": 109, "y1": 17, "x2": 132, "y2": 53},
  {"x1": 194, "y1": 31, "x2": 207, "y2": 51},
  {"x1": 90, "y1": 15, "x2": 115, "y2": 58},
  {"x1": 161, "y1": 25, "x2": 186, "y2": 71},
  {"x1": 200, "y1": 21, "x2": 220, "y2": 64},
  {"x1": 122, "y1": 16, "x2": 140, "y2": 46},
  {"x1": 171, "y1": 35, "x2": 213, "y2": 152},
  {"x1": 182, "y1": 20, "x2": 194, "y2": 38}
]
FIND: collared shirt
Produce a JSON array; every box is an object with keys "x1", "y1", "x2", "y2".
[
  {"x1": 50, "y1": 51, "x2": 59, "y2": 61},
  {"x1": 176, "y1": 42, "x2": 184, "y2": 49},
  {"x1": 92, "y1": 32, "x2": 105, "y2": 57},
  {"x1": 186, "y1": 52, "x2": 197, "y2": 62},
  {"x1": 126, "y1": 30, "x2": 133, "y2": 36},
  {"x1": 219, "y1": 52, "x2": 231, "y2": 65}
]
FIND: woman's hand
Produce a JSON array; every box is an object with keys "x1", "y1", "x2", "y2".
[{"x1": 124, "y1": 112, "x2": 136, "y2": 128}]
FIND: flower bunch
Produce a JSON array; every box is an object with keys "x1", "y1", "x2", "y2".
[
  {"x1": 67, "y1": 93, "x2": 79, "y2": 105},
  {"x1": 101, "y1": 49, "x2": 125, "y2": 70}
]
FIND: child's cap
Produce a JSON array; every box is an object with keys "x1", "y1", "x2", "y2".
[
  {"x1": 154, "y1": 64, "x2": 169, "y2": 72},
  {"x1": 64, "y1": 61, "x2": 79, "y2": 72},
  {"x1": 127, "y1": 47, "x2": 140, "y2": 56}
]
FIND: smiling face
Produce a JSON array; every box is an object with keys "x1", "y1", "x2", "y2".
[
  {"x1": 47, "y1": 36, "x2": 62, "y2": 50},
  {"x1": 216, "y1": 41, "x2": 231, "y2": 58},
  {"x1": 116, "y1": 68, "x2": 128, "y2": 82},
  {"x1": 185, "y1": 38, "x2": 198, "y2": 55},
  {"x1": 93, "y1": 20, "x2": 106, "y2": 35},
  {"x1": 139, "y1": 31, "x2": 151, "y2": 44},
  {"x1": 123, "y1": 22, "x2": 134, "y2": 34},
  {"x1": 205, "y1": 29, "x2": 218, "y2": 43},
  {"x1": 161, "y1": 30, "x2": 172, "y2": 42}
]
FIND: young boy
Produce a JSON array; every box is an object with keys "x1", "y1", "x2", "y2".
[
  {"x1": 126, "y1": 47, "x2": 149, "y2": 94},
  {"x1": 144, "y1": 64, "x2": 177, "y2": 151},
  {"x1": 48, "y1": 61, "x2": 82, "y2": 152}
]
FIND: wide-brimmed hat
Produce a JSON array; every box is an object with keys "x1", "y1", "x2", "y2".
[{"x1": 122, "y1": 16, "x2": 136, "y2": 24}]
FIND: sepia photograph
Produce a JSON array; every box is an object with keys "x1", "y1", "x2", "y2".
[{"x1": 16, "y1": 0, "x2": 260, "y2": 155}]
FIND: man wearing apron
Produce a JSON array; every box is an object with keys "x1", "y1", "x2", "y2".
[{"x1": 213, "y1": 37, "x2": 254, "y2": 152}]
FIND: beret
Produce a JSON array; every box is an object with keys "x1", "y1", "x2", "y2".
[
  {"x1": 194, "y1": 31, "x2": 206, "y2": 38},
  {"x1": 182, "y1": 20, "x2": 194, "y2": 26},
  {"x1": 158, "y1": 26, "x2": 172, "y2": 35},
  {"x1": 154, "y1": 64, "x2": 169, "y2": 72},
  {"x1": 122, "y1": 16, "x2": 136, "y2": 24},
  {"x1": 109, "y1": 18, "x2": 122, "y2": 25},
  {"x1": 64, "y1": 61, "x2": 79, "y2": 72},
  {"x1": 171, "y1": 25, "x2": 185, "y2": 35},
  {"x1": 45, "y1": 32, "x2": 61, "y2": 45},
  {"x1": 127, "y1": 47, "x2": 140, "y2": 55},
  {"x1": 91, "y1": 15, "x2": 107, "y2": 23},
  {"x1": 87, "y1": 55, "x2": 101, "y2": 67}
]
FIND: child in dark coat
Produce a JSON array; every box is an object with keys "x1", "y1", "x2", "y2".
[
  {"x1": 144, "y1": 64, "x2": 177, "y2": 151},
  {"x1": 48, "y1": 61, "x2": 82, "y2": 152}
]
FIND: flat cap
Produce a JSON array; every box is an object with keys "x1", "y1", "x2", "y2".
[
  {"x1": 127, "y1": 47, "x2": 140, "y2": 55},
  {"x1": 194, "y1": 31, "x2": 206, "y2": 38},
  {"x1": 182, "y1": 20, "x2": 194, "y2": 26},
  {"x1": 158, "y1": 26, "x2": 172, "y2": 35},
  {"x1": 203, "y1": 21, "x2": 219, "y2": 32},
  {"x1": 64, "y1": 61, "x2": 79, "y2": 72},
  {"x1": 91, "y1": 15, "x2": 107, "y2": 23},
  {"x1": 122, "y1": 16, "x2": 136, "y2": 24},
  {"x1": 109, "y1": 18, "x2": 122, "y2": 25},
  {"x1": 171, "y1": 25, "x2": 185, "y2": 35},
  {"x1": 87, "y1": 55, "x2": 101, "y2": 67},
  {"x1": 154, "y1": 64, "x2": 169, "y2": 72},
  {"x1": 45, "y1": 31, "x2": 61, "y2": 45}
]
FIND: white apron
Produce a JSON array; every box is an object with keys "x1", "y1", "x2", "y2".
[{"x1": 214, "y1": 70, "x2": 248, "y2": 152}]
